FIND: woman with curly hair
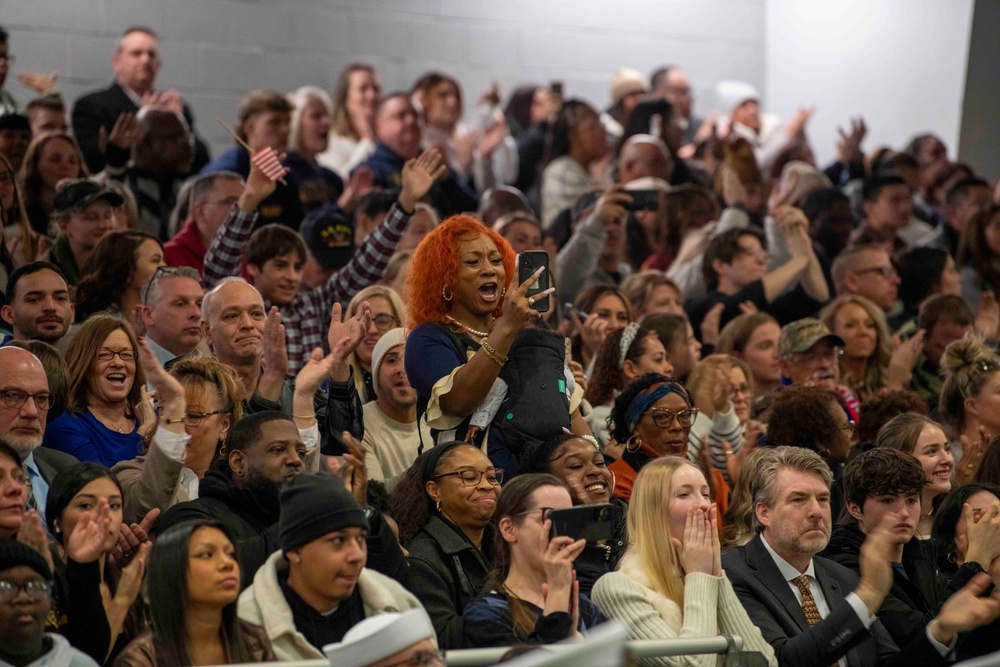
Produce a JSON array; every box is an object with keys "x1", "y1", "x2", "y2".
[
  {"x1": 388, "y1": 442, "x2": 500, "y2": 649},
  {"x1": 404, "y1": 214, "x2": 589, "y2": 472},
  {"x1": 518, "y1": 432, "x2": 628, "y2": 596},
  {"x1": 820, "y1": 295, "x2": 898, "y2": 402},
  {"x1": 606, "y1": 373, "x2": 731, "y2": 515},
  {"x1": 585, "y1": 323, "x2": 673, "y2": 446},
  {"x1": 75, "y1": 230, "x2": 164, "y2": 324},
  {"x1": 765, "y1": 385, "x2": 854, "y2": 519}
]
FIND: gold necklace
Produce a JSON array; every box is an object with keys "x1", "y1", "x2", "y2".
[{"x1": 445, "y1": 315, "x2": 489, "y2": 338}]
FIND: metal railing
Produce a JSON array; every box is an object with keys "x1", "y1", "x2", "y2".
[{"x1": 223, "y1": 634, "x2": 744, "y2": 667}]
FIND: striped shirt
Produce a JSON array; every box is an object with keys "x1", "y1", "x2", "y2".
[{"x1": 203, "y1": 202, "x2": 411, "y2": 374}]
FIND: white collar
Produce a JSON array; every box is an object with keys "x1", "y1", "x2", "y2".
[{"x1": 761, "y1": 532, "x2": 817, "y2": 582}]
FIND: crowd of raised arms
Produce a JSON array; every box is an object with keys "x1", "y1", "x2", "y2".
[{"x1": 2, "y1": 20, "x2": 1000, "y2": 667}]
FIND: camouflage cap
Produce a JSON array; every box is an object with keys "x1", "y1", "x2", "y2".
[{"x1": 778, "y1": 318, "x2": 845, "y2": 358}]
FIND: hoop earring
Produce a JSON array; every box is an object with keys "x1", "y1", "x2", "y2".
[
  {"x1": 626, "y1": 435, "x2": 642, "y2": 453},
  {"x1": 500, "y1": 286, "x2": 507, "y2": 299},
  {"x1": 609, "y1": 470, "x2": 617, "y2": 493},
  {"x1": 442, "y1": 285, "x2": 453, "y2": 303}
]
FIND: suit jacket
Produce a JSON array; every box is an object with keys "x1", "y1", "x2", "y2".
[
  {"x1": 721, "y1": 534, "x2": 948, "y2": 667},
  {"x1": 71, "y1": 82, "x2": 210, "y2": 174},
  {"x1": 33, "y1": 446, "x2": 79, "y2": 484}
]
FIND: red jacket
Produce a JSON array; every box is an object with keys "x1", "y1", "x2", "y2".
[{"x1": 163, "y1": 218, "x2": 207, "y2": 276}]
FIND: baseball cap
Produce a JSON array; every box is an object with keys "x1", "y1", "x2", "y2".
[
  {"x1": 300, "y1": 209, "x2": 355, "y2": 270},
  {"x1": 778, "y1": 318, "x2": 845, "y2": 358},
  {"x1": 52, "y1": 180, "x2": 124, "y2": 214}
]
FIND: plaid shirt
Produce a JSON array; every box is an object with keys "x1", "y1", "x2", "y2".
[{"x1": 203, "y1": 202, "x2": 411, "y2": 374}]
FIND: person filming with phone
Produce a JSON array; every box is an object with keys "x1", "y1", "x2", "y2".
[{"x1": 403, "y1": 214, "x2": 592, "y2": 475}]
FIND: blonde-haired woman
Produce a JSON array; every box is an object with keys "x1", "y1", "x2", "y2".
[
  {"x1": 591, "y1": 456, "x2": 776, "y2": 667},
  {"x1": 820, "y1": 294, "x2": 918, "y2": 402},
  {"x1": 344, "y1": 284, "x2": 405, "y2": 403},
  {"x1": 939, "y1": 335, "x2": 1000, "y2": 485}
]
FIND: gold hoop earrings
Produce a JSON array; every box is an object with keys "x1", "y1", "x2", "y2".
[
  {"x1": 442, "y1": 285, "x2": 453, "y2": 303},
  {"x1": 626, "y1": 435, "x2": 642, "y2": 453}
]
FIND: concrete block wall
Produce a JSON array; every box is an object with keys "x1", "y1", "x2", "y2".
[{"x1": 2, "y1": 0, "x2": 765, "y2": 158}]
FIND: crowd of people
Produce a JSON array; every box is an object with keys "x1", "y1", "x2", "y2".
[{"x1": 2, "y1": 19, "x2": 1000, "y2": 667}]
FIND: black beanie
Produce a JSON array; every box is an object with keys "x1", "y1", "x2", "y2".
[
  {"x1": 279, "y1": 471, "x2": 369, "y2": 552},
  {"x1": 0, "y1": 539, "x2": 52, "y2": 580}
]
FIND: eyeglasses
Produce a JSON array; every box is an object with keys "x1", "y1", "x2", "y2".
[
  {"x1": 855, "y1": 266, "x2": 897, "y2": 278},
  {"x1": 382, "y1": 649, "x2": 446, "y2": 667},
  {"x1": 736, "y1": 246, "x2": 769, "y2": 262},
  {"x1": 512, "y1": 507, "x2": 554, "y2": 522},
  {"x1": 730, "y1": 383, "x2": 751, "y2": 399},
  {"x1": 0, "y1": 579, "x2": 51, "y2": 602},
  {"x1": 96, "y1": 349, "x2": 137, "y2": 363},
  {"x1": 647, "y1": 407, "x2": 698, "y2": 428},
  {"x1": 432, "y1": 468, "x2": 504, "y2": 486},
  {"x1": 372, "y1": 313, "x2": 400, "y2": 332},
  {"x1": 182, "y1": 410, "x2": 227, "y2": 426},
  {"x1": 0, "y1": 389, "x2": 52, "y2": 411},
  {"x1": 840, "y1": 420, "x2": 856, "y2": 436}
]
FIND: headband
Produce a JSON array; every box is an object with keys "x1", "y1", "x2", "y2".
[
  {"x1": 619, "y1": 322, "x2": 641, "y2": 366},
  {"x1": 420, "y1": 440, "x2": 468, "y2": 487},
  {"x1": 624, "y1": 382, "x2": 687, "y2": 435}
]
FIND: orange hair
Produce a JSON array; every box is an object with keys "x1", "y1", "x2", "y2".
[{"x1": 406, "y1": 214, "x2": 516, "y2": 328}]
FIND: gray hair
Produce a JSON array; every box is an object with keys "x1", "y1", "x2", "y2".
[
  {"x1": 752, "y1": 446, "x2": 833, "y2": 530},
  {"x1": 201, "y1": 277, "x2": 259, "y2": 323},
  {"x1": 142, "y1": 266, "x2": 201, "y2": 306}
]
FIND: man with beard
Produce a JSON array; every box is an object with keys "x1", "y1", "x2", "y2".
[
  {"x1": 156, "y1": 411, "x2": 315, "y2": 582},
  {"x1": 722, "y1": 446, "x2": 1000, "y2": 667},
  {"x1": 361, "y1": 329, "x2": 430, "y2": 490},
  {"x1": 1, "y1": 263, "x2": 74, "y2": 348},
  {"x1": 0, "y1": 347, "x2": 78, "y2": 519}
]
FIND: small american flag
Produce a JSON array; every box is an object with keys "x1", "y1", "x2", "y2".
[{"x1": 251, "y1": 147, "x2": 288, "y2": 182}]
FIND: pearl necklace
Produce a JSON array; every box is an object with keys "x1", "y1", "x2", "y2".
[{"x1": 445, "y1": 315, "x2": 489, "y2": 338}]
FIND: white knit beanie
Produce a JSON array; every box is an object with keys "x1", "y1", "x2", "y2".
[{"x1": 371, "y1": 327, "x2": 407, "y2": 393}]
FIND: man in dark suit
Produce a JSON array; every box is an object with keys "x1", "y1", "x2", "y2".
[
  {"x1": 71, "y1": 26, "x2": 209, "y2": 175},
  {"x1": 0, "y1": 346, "x2": 78, "y2": 521},
  {"x1": 722, "y1": 446, "x2": 1000, "y2": 667}
]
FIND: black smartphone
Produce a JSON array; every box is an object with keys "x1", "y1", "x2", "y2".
[
  {"x1": 549, "y1": 504, "x2": 613, "y2": 543},
  {"x1": 518, "y1": 250, "x2": 550, "y2": 312},
  {"x1": 623, "y1": 189, "x2": 661, "y2": 211}
]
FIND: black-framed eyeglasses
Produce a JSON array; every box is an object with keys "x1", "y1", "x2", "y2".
[
  {"x1": 512, "y1": 507, "x2": 554, "y2": 522},
  {"x1": 648, "y1": 407, "x2": 698, "y2": 428},
  {"x1": 730, "y1": 383, "x2": 751, "y2": 399},
  {"x1": 372, "y1": 313, "x2": 400, "y2": 332},
  {"x1": 96, "y1": 349, "x2": 137, "y2": 363},
  {"x1": 381, "y1": 649, "x2": 446, "y2": 667},
  {"x1": 183, "y1": 410, "x2": 227, "y2": 426},
  {"x1": 432, "y1": 468, "x2": 504, "y2": 486},
  {"x1": 0, "y1": 389, "x2": 52, "y2": 411},
  {"x1": 0, "y1": 579, "x2": 51, "y2": 602}
]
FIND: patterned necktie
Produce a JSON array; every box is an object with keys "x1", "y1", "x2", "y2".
[
  {"x1": 793, "y1": 575, "x2": 823, "y2": 626},
  {"x1": 20, "y1": 463, "x2": 36, "y2": 512}
]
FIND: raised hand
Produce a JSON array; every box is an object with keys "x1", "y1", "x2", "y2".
[
  {"x1": 539, "y1": 521, "x2": 586, "y2": 604},
  {"x1": 137, "y1": 337, "x2": 185, "y2": 407},
  {"x1": 974, "y1": 291, "x2": 1000, "y2": 339},
  {"x1": 499, "y1": 260, "x2": 553, "y2": 335},
  {"x1": 399, "y1": 149, "x2": 448, "y2": 211},
  {"x1": 719, "y1": 163, "x2": 747, "y2": 207},
  {"x1": 593, "y1": 187, "x2": 631, "y2": 226},
  {"x1": 327, "y1": 301, "x2": 371, "y2": 363},
  {"x1": 239, "y1": 153, "x2": 281, "y2": 213},
  {"x1": 17, "y1": 510, "x2": 55, "y2": 574},
  {"x1": 325, "y1": 431, "x2": 369, "y2": 506},
  {"x1": 261, "y1": 307, "x2": 288, "y2": 378},
  {"x1": 886, "y1": 329, "x2": 925, "y2": 390},
  {"x1": 108, "y1": 112, "x2": 139, "y2": 151},
  {"x1": 337, "y1": 166, "x2": 376, "y2": 214},
  {"x1": 573, "y1": 310, "x2": 608, "y2": 356},
  {"x1": 15, "y1": 70, "x2": 59, "y2": 94},
  {"x1": 856, "y1": 525, "x2": 896, "y2": 614},
  {"x1": 110, "y1": 508, "x2": 160, "y2": 568},
  {"x1": 930, "y1": 573, "x2": 1000, "y2": 646},
  {"x1": 963, "y1": 502, "x2": 1000, "y2": 571},
  {"x1": 65, "y1": 498, "x2": 112, "y2": 564},
  {"x1": 835, "y1": 117, "x2": 867, "y2": 164},
  {"x1": 787, "y1": 106, "x2": 815, "y2": 138},
  {"x1": 700, "y1": 302, "x2": 725, "y2": 348},
  {"x1": 478, "y1": 111, "x2": 509, "y2": 157},
  {"x1": 295, "y1": 347, "x2": 339, "y2": 398}
]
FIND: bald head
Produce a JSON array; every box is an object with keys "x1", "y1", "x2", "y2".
[
  {"x1": 0, "y1": 348, "x2": 50, "y2": 457},
  {"x1": 201, "y1": 279, "x2": 267, "y2": 366},
  {"x1": 619, "y1": 134, "x2": 673, "y2": 184}
]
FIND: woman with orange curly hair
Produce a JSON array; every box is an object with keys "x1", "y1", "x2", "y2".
[{"x1": 404, "y1": 214, "x2": 589, "y2": 473}]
